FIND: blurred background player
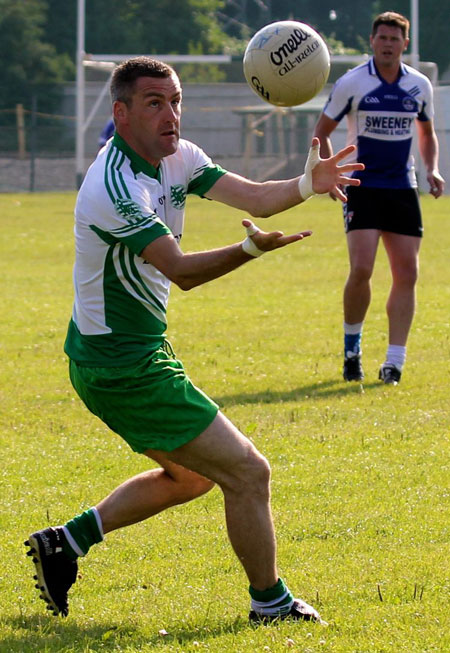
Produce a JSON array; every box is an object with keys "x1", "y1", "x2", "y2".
[
  {"x1": 314, "y1": 11, "x2": 445, "y2": 385},
  {"x1": 97, "y1": 117, "x2": 115, "y2": 149}
]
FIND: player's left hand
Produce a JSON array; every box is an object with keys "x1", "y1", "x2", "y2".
[
  {"x1": 242, "y1": 219, "x2": 312, "y2": 253},
  {"x1": 312, "y1": 138, "x2": 365, "y2": 201},
  {"x1": 299, "y1": 138, "x2": 365, "y2": 203},
  {"x1": 427, "y1": 169, "x2": 445, "y2": 199}
]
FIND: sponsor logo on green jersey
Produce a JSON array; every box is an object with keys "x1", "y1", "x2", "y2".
[
  {"x1": 115, "y1": 198, "x2": 143, "y2": 223},
  {"x1": 170, "y1": 184, "x2": 186, "y2": 210}
]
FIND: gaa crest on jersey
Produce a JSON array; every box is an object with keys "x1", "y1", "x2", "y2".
[
  {"x1": 114, "y1": 198, "x2": 143, "y2": 223},
  {"x1": 170, "y1": 184, "x2": 186, "y2": 210},
  {"x1": 402, "y1": 96, "x2": 417, "y2": 112}
]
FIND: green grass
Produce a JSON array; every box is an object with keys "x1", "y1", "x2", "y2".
[{"x1": 0, "y1": 191, "x2": 449, "y2": 652}]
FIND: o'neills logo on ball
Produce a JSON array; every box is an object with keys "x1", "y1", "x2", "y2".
[
  {"x1": 279, "y1": 40, "x2": 320, "y2": 76},
  {"x1": 270, "y1": 28, "x2": 311, "y2": 66}
]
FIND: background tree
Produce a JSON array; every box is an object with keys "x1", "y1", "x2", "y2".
[
  {"x1": 45, "y1": 0, "x2": 227, "y2": 59},
  {"x1": 44, "y1": 0, "x2": 229, "y2": 83},
  {"x1": 0, "y1": 0, "x2": 73, "y2": 113}
]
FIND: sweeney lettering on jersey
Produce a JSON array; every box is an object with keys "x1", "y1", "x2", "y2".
[
  {"x1": 359, "y1": 111, "x2": 414, "y2": 140},
  {"x1": 365, "y1": 114, "x2": 413, "y2": 134},
  {"x1": 365, "y1": 116, "x2": 413, "y2": 130}
]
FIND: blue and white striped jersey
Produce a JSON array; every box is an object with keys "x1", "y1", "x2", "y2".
[{"x1": 323, "y1": 57, "x2": 434, "y2": 188}]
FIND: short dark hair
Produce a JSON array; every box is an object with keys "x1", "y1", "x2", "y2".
[
  {"x1": 110, "y1": 57, "x2": 177, "y2": 106},
  {"x1": 372, "y1": 11, "x2": 409, "y2": 39}
]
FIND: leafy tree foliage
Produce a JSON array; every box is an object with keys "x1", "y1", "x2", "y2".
[
  {"x1": 43, "y1": 0, "x2": 229, "y2": 82},
  {"x1": 0, "y1": 0, "x2": 72, "y2": 112},
  {"x1": 44, "y1": 0, "x2": 227, "y2": 58}
]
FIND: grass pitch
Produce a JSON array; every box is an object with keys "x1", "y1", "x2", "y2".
[{"x1": 0, "y1": 191, "x2": 449, "y2": 652}]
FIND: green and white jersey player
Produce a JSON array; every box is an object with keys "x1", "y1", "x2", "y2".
[
  {"x1": 26, "y1": 56, "x2": 363, "y2": 623},
  {"x1": 66, "y1": 132, "x2": 227, "y2": 366}
]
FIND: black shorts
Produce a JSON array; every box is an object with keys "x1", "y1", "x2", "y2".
[{"x1": 343, "y1": 187, "x2": 423, "y2": 237}]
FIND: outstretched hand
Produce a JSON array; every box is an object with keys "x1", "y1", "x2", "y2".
[
  {"x1": 301, "y1": 138, "x2": 365, "y2": 202},
  {"x1": 242, "y1": 219, "x2": 312, "y2": 254}
]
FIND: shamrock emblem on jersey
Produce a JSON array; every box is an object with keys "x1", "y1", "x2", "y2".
[
  {"x1": 114, "y1": 198, "x2": 143, "y2": 223},
  {"x1": 170, "y1": 184, "x2": 186, "y2": 210}
]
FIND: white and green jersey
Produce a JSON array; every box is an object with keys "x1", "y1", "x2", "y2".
[{"x1": 65, "y1": 132, "x2": 227, "y2": 366}]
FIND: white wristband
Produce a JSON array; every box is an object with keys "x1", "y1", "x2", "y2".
[
  {"x1": 298, "y1": 174, "x2": 314, "y2": 201},
  {"x1": 241, "y1": 220, "x2": 265, "y2": 257},
  {"x1": 242, "y1": 236, "x2": 264, "y2": 257},
  {"x1": 298, "y1": 141, "x2": 321, "y2": 201}
]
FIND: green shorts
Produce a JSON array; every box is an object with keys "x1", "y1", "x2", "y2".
[{"x1": 69, "y1": 344, "x2": 219, "y2": 453}]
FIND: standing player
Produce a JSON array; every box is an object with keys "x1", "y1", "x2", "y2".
[
  {"x1": 25, "y1": 57, "x2": 363, "y2": 623},
  {"x1": 314, "y1": 11, "x2": 445, "y2": 384}
]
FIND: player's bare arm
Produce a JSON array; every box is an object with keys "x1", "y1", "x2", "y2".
[
  {"x1": 313, "y1": 113, "x2": 338, "y2": 159},
  {"x1": 205, "y1": 139, "x2": 364, "y2": 217},
  {"x1": 415, "y1": 119, "x2": 445, "y2": 198},
  {"x1": 140, "y1": 221, "x2": 312, "y2": 291},
  {"x1": 313, "y1": 114, "x2": 343, "y2": 201}
]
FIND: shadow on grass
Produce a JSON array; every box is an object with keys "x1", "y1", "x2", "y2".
[
  {"x1": 213, "y1": 377, "x2": 381, "y2": 408},
  {"x1": 4, "y1": 613, "x2": 247, "y2": 652}
]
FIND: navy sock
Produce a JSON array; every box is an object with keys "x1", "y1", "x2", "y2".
[{"x1": 344, "y1": 332, "x2": 362, "y2": 356}]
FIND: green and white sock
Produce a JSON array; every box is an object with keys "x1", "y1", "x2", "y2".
[
  {"x1": 250, "y1": 578, "x2": 294, "y2": 617},
  {"x1": 61, "y1": 507, "x2": 104, "y2": 559}
]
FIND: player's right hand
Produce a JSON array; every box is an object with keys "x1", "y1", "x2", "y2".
[
  {"x1": 242, "y1": 219, "x2": 312, "y2": 253},
  {"x1": 427, "y1": 169, "x2": 445, "y2": 199}
]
